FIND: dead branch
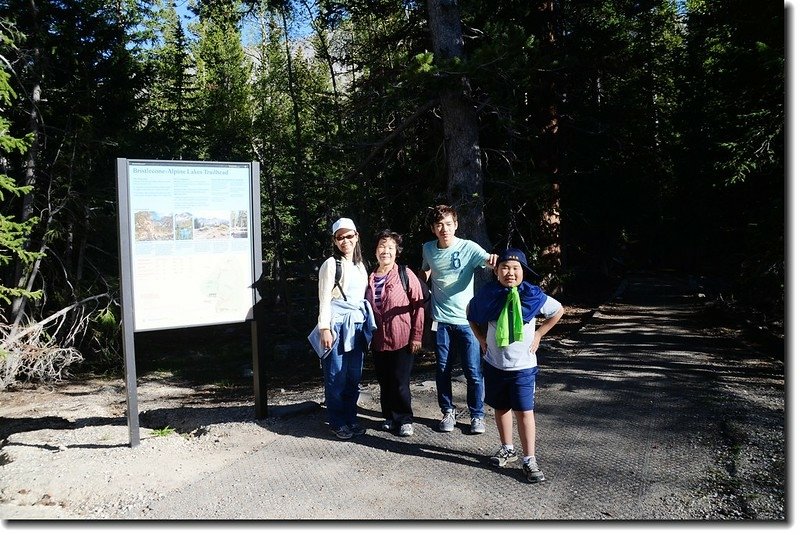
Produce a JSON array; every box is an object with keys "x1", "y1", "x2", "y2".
[{"x1": 4, "y1": 293, "x2": 111, "y2": 348}]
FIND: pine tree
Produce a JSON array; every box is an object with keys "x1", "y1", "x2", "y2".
[
  {"x1": 192, "y1": 0, "x2": 253, "y2": 161},
  {"x1": 0, "y1": 20, "x2": 43, "y2": 311},
  {"x1": 140, "y1": 0, "x2": 202, "y2": 159}
]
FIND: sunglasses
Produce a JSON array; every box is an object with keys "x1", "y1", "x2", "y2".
[{"x1": 334, "y1": 233, "x2": 357, "y2": 242}]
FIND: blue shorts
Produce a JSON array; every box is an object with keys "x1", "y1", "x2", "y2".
[{"x1": 483, "y1": 362, "x2": 538, "y2": 412}]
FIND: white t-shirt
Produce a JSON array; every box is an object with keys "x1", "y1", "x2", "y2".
[
  {"x1": 317, "y1": 257, "x2": 368, "y2": 330},
  {"x1": 483, "y1": 295, "x2": 562, "y2": 371}
]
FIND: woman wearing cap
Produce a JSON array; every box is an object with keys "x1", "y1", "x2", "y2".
[
  {"x1": 466, "y1": 248, "x2": 564, "y2": 483},
  {"x1": 316, "y1": 217, "x2": 375, "y2": 440}
]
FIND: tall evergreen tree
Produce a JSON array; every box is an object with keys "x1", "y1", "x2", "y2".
[
  {"x1": 674, "y1": 0, "x2": 783, "y2": 319},
  {"x1": 0, "y1": 0, "x2": 146, "y2": 321},
  {"x1": 0, "y1": 0, "x2": 148, "y2": 372},
  {"x1": 138, "y1": 0, "x2": 201, "y2": 160},
  {"x1": 0, "y1": 19, "x2": 43, "y2": 312},
  {"x1": 192, "y1": 0, "x2": 252, "y2": 161}
]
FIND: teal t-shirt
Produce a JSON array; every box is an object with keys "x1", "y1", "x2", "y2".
[{"x1": 421, "y1": 237, "x2": 490, "y2": 325}]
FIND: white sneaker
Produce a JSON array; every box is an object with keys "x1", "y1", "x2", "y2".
[
  {"x1": 399, "y1": 423, "x2": 414, "y2": 437},
  {"x1": 439, "y1": 410, "x2": 456, "y2": 432},
  {"x1": 470, "y1": 417, "x2": 486, "y2": 434}
]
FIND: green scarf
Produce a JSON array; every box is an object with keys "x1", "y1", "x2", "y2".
[{"x1": 496, "y1": 286, "x2": 524, "y2": 347}]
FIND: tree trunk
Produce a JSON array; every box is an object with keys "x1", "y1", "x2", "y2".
[
  {"x1": 425, "y1": 0, "x2": 491, "y2": 252},
  {"x1": 11, "y1": 0, "x2": 43, "y2": 320},
  {"x1": 531, "y1": 1, "x2": 562, "y2": 291},
  {"x1": 301, "y1": 0, "x2": 343, "y2": 133},
  {"x1": 280, "y1": 6, "x2": 312, "y2": 256}
]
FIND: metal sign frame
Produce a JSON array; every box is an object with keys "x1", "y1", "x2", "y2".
[{"x1": 116, "y1": 159, "x2": 263, "y2": 446}]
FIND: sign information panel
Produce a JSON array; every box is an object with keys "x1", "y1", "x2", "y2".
[{"x1": 122, "y1": 160, "x2": 257, "y2": 331}]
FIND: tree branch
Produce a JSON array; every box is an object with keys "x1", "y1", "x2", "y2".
[
  {"x1": 344, "y1": 99, "x2": 437, "y2": 182},
  {"x1": 3, "y1": 292, "x2": 110, "y2": 347}
]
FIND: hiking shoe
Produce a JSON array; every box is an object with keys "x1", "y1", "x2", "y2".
[
  {"x1": 398, "y1": 423, "x2": 414, "y2": 437},
  {"x1": 489, "y1": 446, "x2": 518, "y2": 467},
  {"x1": 348, "y1": 422, "x2": 366, "y2": 436},
  {"x1": 332, "y1": 425, "x2": 353, "y2": 440},
  {"x1": 470, "y1": 417, "x2": 486, "y2": 434},
  {"x1": 380, "y1": 419, "x2": 395, "y2": 431},
  {"x1": 523, "y1": 459, "x2": 546, "y2": 483},
  {"x1": 439, "y1": 410, "x2": 456, "y2": 432}
]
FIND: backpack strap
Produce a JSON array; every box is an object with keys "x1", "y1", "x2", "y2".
[
  {"x1": 397, "y1": 264, "x2": 410, "y2": 295},
  {"x1": 334, "y1": 258, "x2": 347, "y2": 301}
]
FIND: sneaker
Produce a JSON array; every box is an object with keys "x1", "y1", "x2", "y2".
[
  {"x1": 489, "y1": 446, "x2": 518, "y2": 467},
  {"x1": 523, "y1": 458, "x2": 546, "y2": 483},
  {"x1": 470, "y1": 417, "x2": 486, "y2": 434},
  {"x1": 332, "y1": 425, "x2": 353, "y2": 440},
  {"x1": 439, "y1": 410, "x2": 456, "y2": 432},
  {"x1": 348, "y1": 422, "x2": 366, "y2": 436},
  {"x1": 398, "y1": 423, "x2": 414, "y2": 437},
  {"x1": 380, "y1": 419, "x2": 395, "y2": 431}
]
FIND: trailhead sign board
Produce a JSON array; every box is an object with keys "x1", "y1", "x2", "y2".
[
  {"x1": 120, "y1": 160, "x2": 258, "y2": 331},
  {"x1": 116, "y1": 159, "x2": 262, "y2": 446}
]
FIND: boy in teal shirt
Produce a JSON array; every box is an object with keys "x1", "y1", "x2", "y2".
[{"x1": 421, "y1": 205, "x2": 497, "y2": 434}]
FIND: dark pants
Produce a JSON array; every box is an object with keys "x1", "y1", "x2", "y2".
[{"x1": 373, "y1": 347, "x2": 414, "y2": 425}]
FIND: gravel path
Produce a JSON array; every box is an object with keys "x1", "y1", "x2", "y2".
[{"x1": 0, "y1": 272, "x2": 786, "y2": 521}]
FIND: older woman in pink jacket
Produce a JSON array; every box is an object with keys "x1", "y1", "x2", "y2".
[{"x1": 366, "y1": 230, "x2": 426, "y2": 437}]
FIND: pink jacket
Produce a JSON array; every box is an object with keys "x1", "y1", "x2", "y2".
[{"x1": 366, "y1": 265, "x2": 425, "y2": 352}]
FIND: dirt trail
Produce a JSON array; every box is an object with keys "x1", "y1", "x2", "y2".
[{"x1": 0, "y1": 272, "x2": 785, "y2": 521}]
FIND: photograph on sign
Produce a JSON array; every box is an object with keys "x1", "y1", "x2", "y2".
[{"x1": 126, "y1": 161, "x2": 256, "y2": 331}]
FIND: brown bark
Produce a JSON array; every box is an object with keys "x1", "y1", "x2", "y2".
[
  {"x1": 532, "y1": 1, "x2": 562, "y2": 290},
  {"x1": 425, "y1": 0, "x2": 491, "y2": 252}
]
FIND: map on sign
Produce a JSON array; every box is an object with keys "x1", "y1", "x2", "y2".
[{"x1": 124, "y1": 161, "x2": 257, "y2": 331}]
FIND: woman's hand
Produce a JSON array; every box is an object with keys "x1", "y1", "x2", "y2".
[
  {"x1": 410, "y1": 341, "x2": 422, "y2": 354},
  {"x1": 321, "y1": 329, "x2": 333, "y2": 351}
]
